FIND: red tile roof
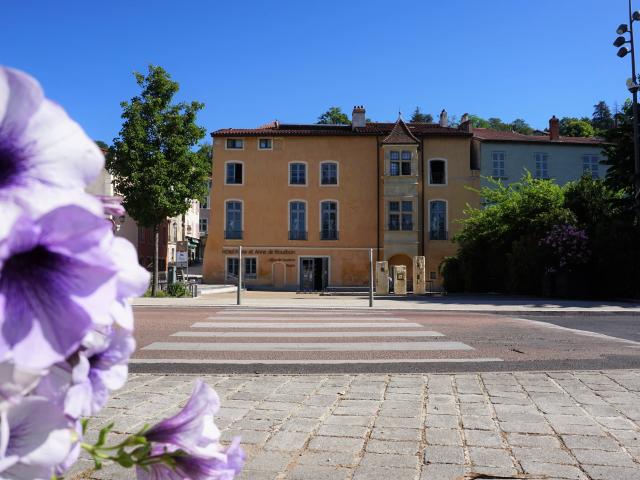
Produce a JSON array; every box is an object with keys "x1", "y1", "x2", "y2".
[
  {"x1": 473, "y1": 128, "x2": 604, "y2": 145},
  {"x1": 212, "y1": 122, "x2": 470, "y2": 138},
  {"x1": 382, "y1": 117, "x2": 420, "y2": 145}
]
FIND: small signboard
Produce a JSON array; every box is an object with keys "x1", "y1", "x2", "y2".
[{"x1": 176, "y1": 251, "x2": 188, "y2": 268}]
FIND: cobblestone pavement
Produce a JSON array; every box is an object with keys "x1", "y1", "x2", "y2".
[{"x1": 70, "y1": 370, "x2": 640, "y2": 480}]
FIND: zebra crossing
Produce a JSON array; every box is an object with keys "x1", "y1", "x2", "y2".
[{"x1": 133, "y1": 309, "x2": 503, "y2": 365}]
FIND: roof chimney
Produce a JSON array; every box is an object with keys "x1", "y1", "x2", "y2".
[
  {"x1": 459, "y1": 113, "x2": 471, "y2": 133},
  {"x1": 439, "y1": 109, "x2": 448, "y2": 127},
  {"x1": 352, "y1": 105, "x2": 366, "y2": 129},
  {"x1": 549, "y1": 115, "x2": 560, "y2": 140}
]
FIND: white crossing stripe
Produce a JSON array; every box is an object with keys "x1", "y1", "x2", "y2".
[
  {"x1": 191, "y1": 322, "x2": 423, "y2": 329},
  {"x1": 172, "y1": 330, "x2": 444, "y2": 338},
  {"x1": 142, "y1": 342, "x2": 474, "y2": 352},
  {"x1": 215, "y1": 311, "x2": 375, "y2": 316},
  {"x1": 131, "y1": 358, "x2": 503, "y2": 364},
  {"x1": 205, "y1": 316, "x2": 406, "y2": 321}
]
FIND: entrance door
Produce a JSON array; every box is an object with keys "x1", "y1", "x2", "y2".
[
  {"x1": 300, "y1": 257, "x2": 328, "y2": 291},
  {"x1": 273, "y1": 263, "x2": 285, "y2": 289}
]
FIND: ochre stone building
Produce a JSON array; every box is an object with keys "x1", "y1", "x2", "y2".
[{"x1": 203, "y1": 107, "x2": 480, "y2": 290}]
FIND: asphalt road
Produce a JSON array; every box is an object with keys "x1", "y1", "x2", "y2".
[
  {"x1": 520, "y1": 314, "x2": 640, "y2": 342},
  {"x1": 129, "y1": 307, "x2": 640, "y2": 374}
]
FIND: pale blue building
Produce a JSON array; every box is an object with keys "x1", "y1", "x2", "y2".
[{"x1": 472, "y1": 117, "x2": 605, "y2": 187}]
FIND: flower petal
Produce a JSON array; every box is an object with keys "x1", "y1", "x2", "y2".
[
  {"x1": 0, "y1": 68, "x2": 43, "y2": 138},
  {"x1": 20, "y1": 99, "x2": 103, "y2": 190}
]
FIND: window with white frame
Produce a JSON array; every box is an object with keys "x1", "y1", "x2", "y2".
[
  {"x1": 226, "y1": 138, "x2": 243, "y2": 149},
  {"x1": 259, "y1": 138, "x2": 272, "y2": 150},
  {"x1": 534, "y1": 152, "x2": 549, "y2": 179},
  {"x1": 244, "y1": 257, "x2": 257, "y2": 279},
  {"x1": 199, "y1": 218, "x2": 208, "y2": 233},
  {"x1": 491, "y1": 151, "x2": 506, "y2": 178},
  {"x1": 289, "y1": 163, "x2": 306, "y2": 185},
  {"x1": 201, "y1": 195, "x2": 209, "y2": 209},
  {"x1": 225, "y1": 201, "x2": 242, "y2": 239},
  {"x1": 388, "y1": 201, "x2": 413, "y2": 231},
  {"x1": 320, "y1": 201, "x2": 338, "y2": 240},
  {"x1": 226, "y1": 257, "x2": 257, "y2": 280},
  {"x1": 429, "y1": 200, "x2": 447, "y2": 240},
  {"x1": 321, "y1": 162, "x2": 338, "y2": 185},
  {"x1": 226, "y1": 257, "x2": 239, "y2": 279},
  {"x1": 289, "y1": 201, "x2": 307, "y2": 240},
  {"x1": 583, "y1": 155, "x2": 600, "y2": 178},
  {"x1": 225, "y1": 162, "x2": 243, "y2": 184},
  {"x1": 429, "y1": 159, "x2": 446, "y2": 185}
]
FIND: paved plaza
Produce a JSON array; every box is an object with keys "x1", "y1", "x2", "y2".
[{"x1": 71, "y1": 370, "x2": 640, "y2": 480}]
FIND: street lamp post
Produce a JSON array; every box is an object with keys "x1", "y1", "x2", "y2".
[{"x1": 614, "y1": 0, "x2": 640, "y2": 211}]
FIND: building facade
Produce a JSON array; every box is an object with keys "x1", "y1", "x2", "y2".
[
  {"x1": 85, "y1": 166, "x2": 139, "y2": 251},
  {"x1": 473, "y1": 116, "x2": 605, "y2": 187},
  {"x1": 138, "y1": 200, "x2": 200, "y2": 272},
  {"x1": 199, "y1": 179, "x2": 212, "y2": 262},
  {"x1": 203, "y1": 107, "x2": 480, "y2": 290}
]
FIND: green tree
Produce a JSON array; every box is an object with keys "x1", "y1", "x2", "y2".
[
  {"x1": 95, "y1": 140, "x2": 109, "y2": 150},
  {"x1": 451, "y1": 174, "x2": 572, "y2": 293},
  {"x1": 510, "y1": 118, "x2": 534, "y2": 135},
  {"x1": 603, "y1": 100, "x2": 637, "y2": 204},
  {"x1": 487, "y1": 117, "x2": 511, "y2": 131},
  {"x1": 592, "y1": 100, "x2": 614, "y2": 133},
  {"x1": 409, "y1": 107, "x2": 433, "y2": 123},
  {"x1": 442, "y1": 172, "x2": 640, "y2": 298},
  {"x1": 468, "y1": 114, "x2": 490, "y2": 128},
  {"x1": 559, "y1": 117, "x2": 595, "y2": 137},
  {"x1": 317, "y1": 107, "x2": 350, "y2": 125},
  {"x1": 107, "y1": 65, "x2": 208, "y2": 295}
]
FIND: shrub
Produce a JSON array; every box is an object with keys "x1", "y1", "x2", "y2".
[
  {"x1": 440, "y1": 257, "x2": 464, "y2": 292},
  {"x1": 167, "y1": 282, "x2": 191, "y2": 297}
]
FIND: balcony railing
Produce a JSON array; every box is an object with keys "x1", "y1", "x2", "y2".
[
  {"x1": 224, "y1": 230, "x2": 243, "y2": 240},
  {"x1": 289, "y1": 230, "x2": 308, "y2": 240},
  {"x1": 320, "y1": 230, "x2": 339, "y2": 240},
  {"x1": 429, "y1": 230, "x2": 448, "y2": 240}
]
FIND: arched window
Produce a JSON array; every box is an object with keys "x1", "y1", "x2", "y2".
[
  {"x1": 225, "y1": 200, "x2": 243, "y2": 239},
  {"x1": 225, "y1": 162, "x2": 243, "y2": 184},
  {"x1": 429, "y1": 200, "x2": 447, "y2": 240},
  {"x1": 320, "y1": 201, "x2": 338, "y2": 240},
  {"x1": 320, "y1": 162, "x2": 338, "y2": 185},
  {"x1": 289, "y1": 201, "x2": 307, "y2": 240}
]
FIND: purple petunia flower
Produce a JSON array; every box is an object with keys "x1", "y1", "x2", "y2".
[
  {"x1": 97, "y1": 195, "x2": 126, "y2": 217},
  {"x1": 0, "y1": 67, "x2": 104, "y2": 218},
  {"x1": 0, "y1": 359, "x2": 44, "y2": 412},
  {"x1": 34, "y1": 326, "x2": 135, "y2": 419},
  {"x1": 0, "y1": 396, "x2": 76, "y2": 480},
  {"x1": 0, "y1": 205, "x2": 119, "y2": 370},
  {"x1": 136, "y1": 438, "x2": 245, "y2": 480},
  {"x1": 145, "y1": 380, "x2": 223, "y2": 457}
]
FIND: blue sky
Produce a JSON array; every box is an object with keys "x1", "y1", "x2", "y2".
[{"x1": 1, "y1": 1, "x2": 632, "y2": 143}]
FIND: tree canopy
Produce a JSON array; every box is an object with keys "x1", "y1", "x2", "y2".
[
  {"x1": 559, "y1": 117, "x2": 595, "y2": 137},
  {"x1": 409, "y1": 107, "x2": 433, "y2": 123},
  {"x1": 441, "y1": 174, "x2": 640, "y2": 298},
  {"x1": 317, "y1": 107, "x2": 350, "y2": 125},
  {"x1": 592, "y1": 101, "x2": 614, "y2": 133},
  {"x1": 603, "y1": 100, "x2": 636, "y2": 201},
  {"x1": 107, "y1": 65, "x2": 208, "y2": 228}
]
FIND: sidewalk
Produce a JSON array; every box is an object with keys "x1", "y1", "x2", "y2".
[
  {"x1": 133, "y1": 290, "x2": 640, "y2": 314},
  {"x1": 71, "y1": 370, "x2": 640, "y2": 479}
]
